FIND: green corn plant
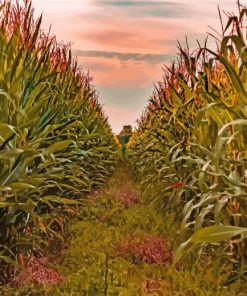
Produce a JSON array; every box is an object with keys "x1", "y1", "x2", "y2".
[
  {"x1": 0, "y1": 0, "x2": 117, "y2": 282},
  {"x1": 129, "y1": 3, "x2": 247, "y2": 288}
]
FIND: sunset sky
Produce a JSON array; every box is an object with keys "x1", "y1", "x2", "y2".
[{"x1": 32, "y1": 0, "x2": 239, "y2": 133}]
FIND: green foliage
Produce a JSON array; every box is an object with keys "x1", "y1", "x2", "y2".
[
  {"x1": 129, "y1": 3, "x2": 247, "y2": 289},
  {"x1": 39, "y1": 168, "x2": 171, "y2": 295},
  {"x1": 0, "y1": 0, "x2": 117, "y2": 280},
  {"x1": 3, "y1": 165, "x2": 247, "y2": 295}
]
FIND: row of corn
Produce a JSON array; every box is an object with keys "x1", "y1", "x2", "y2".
[
  {"x1": 128, "y1": 6, "x2": 247, "y2": 287},
  {"x1": 0, "y1": 0, "x2": 117, "y2": 282}
]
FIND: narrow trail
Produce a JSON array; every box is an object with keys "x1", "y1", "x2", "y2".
[{"x1": 52, "y1": 164, "x2": 174, "y2": 295}]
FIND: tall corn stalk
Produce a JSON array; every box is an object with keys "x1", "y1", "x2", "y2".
[
  {"x1": 129, "y1": 4, "x2": 247, "y2": 285},
  {"x1": 0, "y1": 0, "x2": 117, "y2": 282}
]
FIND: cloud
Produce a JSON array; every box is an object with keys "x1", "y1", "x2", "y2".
[
  {"x1": 86, "y1": 31, "x2": 135, "y2": 42},
  {"x1": 73, "y1": 49, "x2": 175, "y2": 64},
  {"x1": 96, "y1": 1, "x2": 179, "y2": 6},
  {"x1": 33, "y1": 0, "x2": 239, "y2": 133},
  {"x1": 76, "y1": 55, "x2": 167, "y2": 88},
  {"x1": 78, "y1": 30, "x2": 138, "y2": 49},
  {"x1": 97, "y1": 86, "x2": 151, "y2": 107},
  {"x1": 93, "y1": 0, "x2": 191, "y2": 18}
]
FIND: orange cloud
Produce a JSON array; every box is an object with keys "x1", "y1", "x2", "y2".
[
  {"x1": 32, "y1": 0, "x2": 239, "y2": 132},
  {"x1": 77, "y1": 56, "x2": 166, "y2": 87}
]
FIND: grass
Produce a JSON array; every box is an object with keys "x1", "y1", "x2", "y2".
[
  {"x1": 4, "y1": 164, "x2": 170, "y2": 295},
  {"x1": 4, "y1": 162, "x2": 246, "y2": 295},
  {"x1": 53, "y1": 164, "x2": 171, "y2": 295}
]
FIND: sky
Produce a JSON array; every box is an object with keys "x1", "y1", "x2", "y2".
[{"x1": 31, "y1": 0, "x2": 240, "y2": 133}]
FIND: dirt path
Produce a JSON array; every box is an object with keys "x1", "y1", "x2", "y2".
[{"x1": 50, "y1": 164, "x2": 174, "y2": 295}]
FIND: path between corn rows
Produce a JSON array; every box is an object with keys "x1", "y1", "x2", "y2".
[{"x1": 52, "y1": 164, "x2": 174, "y2": 295}]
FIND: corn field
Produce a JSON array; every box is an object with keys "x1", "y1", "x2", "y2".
[
  {"x1": 129, "y1": 4, "x2": 247, "y2": 287},
  {"x1": 1, "y1": 0, "x2": 247, "y2": 294},
  {"x1": 0, "y1": 0, "x2": 117, "y2": 284}
]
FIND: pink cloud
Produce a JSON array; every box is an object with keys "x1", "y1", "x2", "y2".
[
  {"x1": 32, "y1": 0, "x2": 240, "y2": 132},
  {"x1": 77, "y1": 56, "x2": 165, "y2": 88}
]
